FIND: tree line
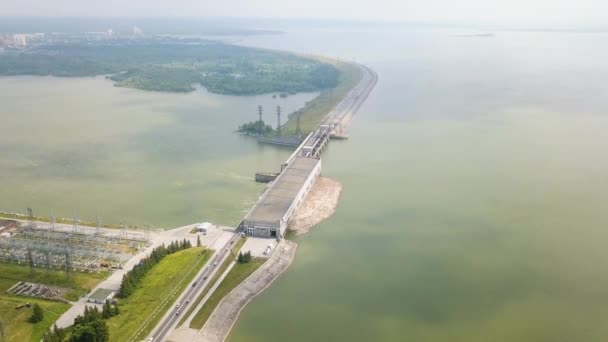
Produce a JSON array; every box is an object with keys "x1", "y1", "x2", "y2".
[
  {"x1": 119, "y1": 239, "x2": 192, "y2": 298},
  {"x1": 237, "y1": 250, "x2": 252, "y2": 263},
  {"x1": 43, "y1": 304, "x2": 115, "y2": 342},
  {"x1": 40, "y1": 239, "x2": 192, "y2": 341}
]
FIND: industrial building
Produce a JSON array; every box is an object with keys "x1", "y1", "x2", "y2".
[
  {"x1": 242, "y1": 157, "x2": 321, "y2": 239},
  {"x1": 88, "y1": 288, "x2": 115, "y2": 304}
]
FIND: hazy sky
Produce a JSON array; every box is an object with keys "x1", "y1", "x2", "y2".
[{"x1": 1, "y1": 0, "x2": 606, "y2": 27}]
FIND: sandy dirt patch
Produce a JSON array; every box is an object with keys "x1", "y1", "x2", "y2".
[{"x1": 289, "y1": 177, "x2": 342, "y2": 235}]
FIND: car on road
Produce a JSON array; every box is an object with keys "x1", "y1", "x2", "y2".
[
  {"x1": 213, "y1": 261, "x2": 218, "y2": 266},
  {"x1": 176, "y1": 303, "x2": 180, "y2": 308},
  {"x1": 206, "y1": 265, "x2": 210, "y2": 269},
  {"x1": 192, "y1": 281, "x2": 198, "y2": 287},
  {"x1": 176, "y1": 310, "x2": 180, "y2": 315},
  {"x1": 147, "y1": 337, "x2": 154, "y2": 342}
]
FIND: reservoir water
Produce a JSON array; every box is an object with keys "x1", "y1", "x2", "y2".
[
  {"x1": 2, "y1": 27, "x2": 608, "y2": 341},
  {"x1": 229, "y1": 29, "x2": 608, "y2": 341},
  {"x1": 0, "y1": 76, "x2": 317, "y2": 228}
]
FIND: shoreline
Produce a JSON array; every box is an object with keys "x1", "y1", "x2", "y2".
[
  {"x1": 196, "y1": 240, "x2": 298, "y2": 342},
  {"x1": 196, "y1": 63, "x2": 377, "y2": 341},
  {"x1": 0, "y1": 56, "x2": 376, "y2": 341}
]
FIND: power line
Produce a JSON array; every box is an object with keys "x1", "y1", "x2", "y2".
[{"x1": 276, "y1": 106, "x2": 282, "y2": 136}]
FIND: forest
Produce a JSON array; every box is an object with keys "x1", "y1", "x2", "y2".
[{"x1": 0, "y1": 40, "x2": 340, "y2": 95}]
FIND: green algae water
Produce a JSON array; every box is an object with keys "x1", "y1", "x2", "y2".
[
  {"x1": 0, "y1": 76, "x2": 317, "y2": 228},
  {"x1": 227, "y1": 29, "x2": 608, "y2": 341}
]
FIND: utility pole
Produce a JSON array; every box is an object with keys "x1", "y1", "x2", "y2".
[
  {"x1": 49, "y1": 211, "x2": 55, "y2": 232},
  {"x1": 257, "y1": 105, "x2": 263, "y2": 123},
  {"x1": 64, "y1": 241, "x2": 72, "y2": 279},
  {"x1": 276, "y1": 106, "x2": 282, "y2": 136},
  {"x1": 27, "y1": 236, "x2": 34, "y2": 274},
  {"x1": 73, "y1": 212, "x2": 78, "y2": 234},
  {"x1": 27, "y1": 207, "x2": 35, "y2": 229},
  {"x1": 96, "y1": 215, "x2": 101, "y2": 236}
]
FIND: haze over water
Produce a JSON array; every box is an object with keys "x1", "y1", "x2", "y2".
[
  {"x1": 229, "y1": 28, "x2": 608, "y2": 341},
  {"x1": 2, "y1": 26, "x2": 608, "y2": 341}
]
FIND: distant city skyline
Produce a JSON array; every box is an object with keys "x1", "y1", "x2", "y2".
[{"x1": 0, "y1": 0, "x2": 606, "y2": 28}]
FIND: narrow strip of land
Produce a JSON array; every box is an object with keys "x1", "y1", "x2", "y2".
[{"x1": 195, "y1": 240, "x2": 297, "y2": 342}]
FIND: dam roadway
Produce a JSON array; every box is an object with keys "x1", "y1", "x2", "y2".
[{"x1": 151, "y1": 63, "x2": 377, "y2": 342}]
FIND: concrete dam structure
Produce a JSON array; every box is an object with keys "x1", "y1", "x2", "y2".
[{"x1": 241, "y1": 64, "x2": 378, "y2": 239}]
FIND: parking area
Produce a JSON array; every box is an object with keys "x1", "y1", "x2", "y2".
[
  {"x1": 7, "y1": 281, "x2": 69, "y2": 300},
  {"x1": 240, "y1": 237, "x2": 277, "y2": 258}
]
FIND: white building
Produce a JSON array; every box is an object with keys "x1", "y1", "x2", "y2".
[
  {"x1": 242, "y1": 157, "x2": 321, "y2": 239},
  {"x1": 88, "y1": 288, "x2": 115, "y2": 304},
  {"x1": 196, "y1": 222, "x2": 212, "y2": 234}
]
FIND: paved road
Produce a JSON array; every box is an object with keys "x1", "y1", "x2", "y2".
[
  {"x1": 150, "y1": 231, "x2": 242, "y2": 342},
  {"x1": 195, "y1": 240, "x2": 297, "y2": 342},
  {"x1": 54, "y1": 223, "x2": 198, "y2": 329},
  {"x1": 148, "y1": 63, "x2": 377, "y2": 342}
]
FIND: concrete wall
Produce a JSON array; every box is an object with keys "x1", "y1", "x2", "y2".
[
  {"x1": 243, "y1": 219, "x2": 279, "y2": 238},
  {"x1": 243, "y1": 158, "x2": 321, "y2": 239},
  {"x1": 279, "y1": 158, "x2": 322, "y2": 237}
]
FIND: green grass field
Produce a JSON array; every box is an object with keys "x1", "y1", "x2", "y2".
[
  {"x1": 106, "y1": 247, "x2": 211, "y2": 342},
  {"x1": 282, "y1": 61, "x2": 362, "y2": 135},
  {"x1": 178, "y1": 237, "x2": 246, "y2": 327},
  {"x1": 189, "y1": 257, "x2": 265, "y2": 329},
  {"x1": 0, "y1": 262, "x2": 108, "y2": 342}
]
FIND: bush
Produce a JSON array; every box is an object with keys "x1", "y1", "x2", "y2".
[
  {"x1": 29, "y1": 303, "x2": 44, "y2": 323},
  {"x1": 237, "y1": 251, "x2": 252, "y2": 263}
]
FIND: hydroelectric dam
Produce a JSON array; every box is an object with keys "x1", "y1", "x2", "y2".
[{"x1": 242, "y1": 64, "x2": 378, "y2": 239}]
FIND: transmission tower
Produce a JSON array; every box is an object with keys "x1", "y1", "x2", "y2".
[
  {"x1": 27, "y1": 207, "x2": 35, "y2": 229},
  {"x1": 0, "y1": 320, "x2": 6, "y2": 342},
  {"x1": 49, "y1": 211, "x2": 55, "y2": 232},
  {"x1": 44, "y1": 247, "x2": 51, "y2": 270},
  {"x1": 64, "y1": 240, "x2": 72, "y2": 279},
  {"x1": 96, "y1": 215, "x2": 101, "y2": 236},
  {"x1": 276, "y1": 106, "x2": 282, "y2": 136},
  {"x1": 257, "y1": 105, "x2": 263, "y2": 123},
  {"x1": 26, "y1": 236, "x2": 35, "y2": 274},
  {"x1": 121, "y1": 222, "x2": 127, "y2": 240},
  {"x1": 72, "y1": 212, "x2": 78, "y2": 234}
]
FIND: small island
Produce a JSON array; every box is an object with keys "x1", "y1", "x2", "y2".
[{"x1": 237, "y1": 120, "x2": 275, "y2": 136}]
